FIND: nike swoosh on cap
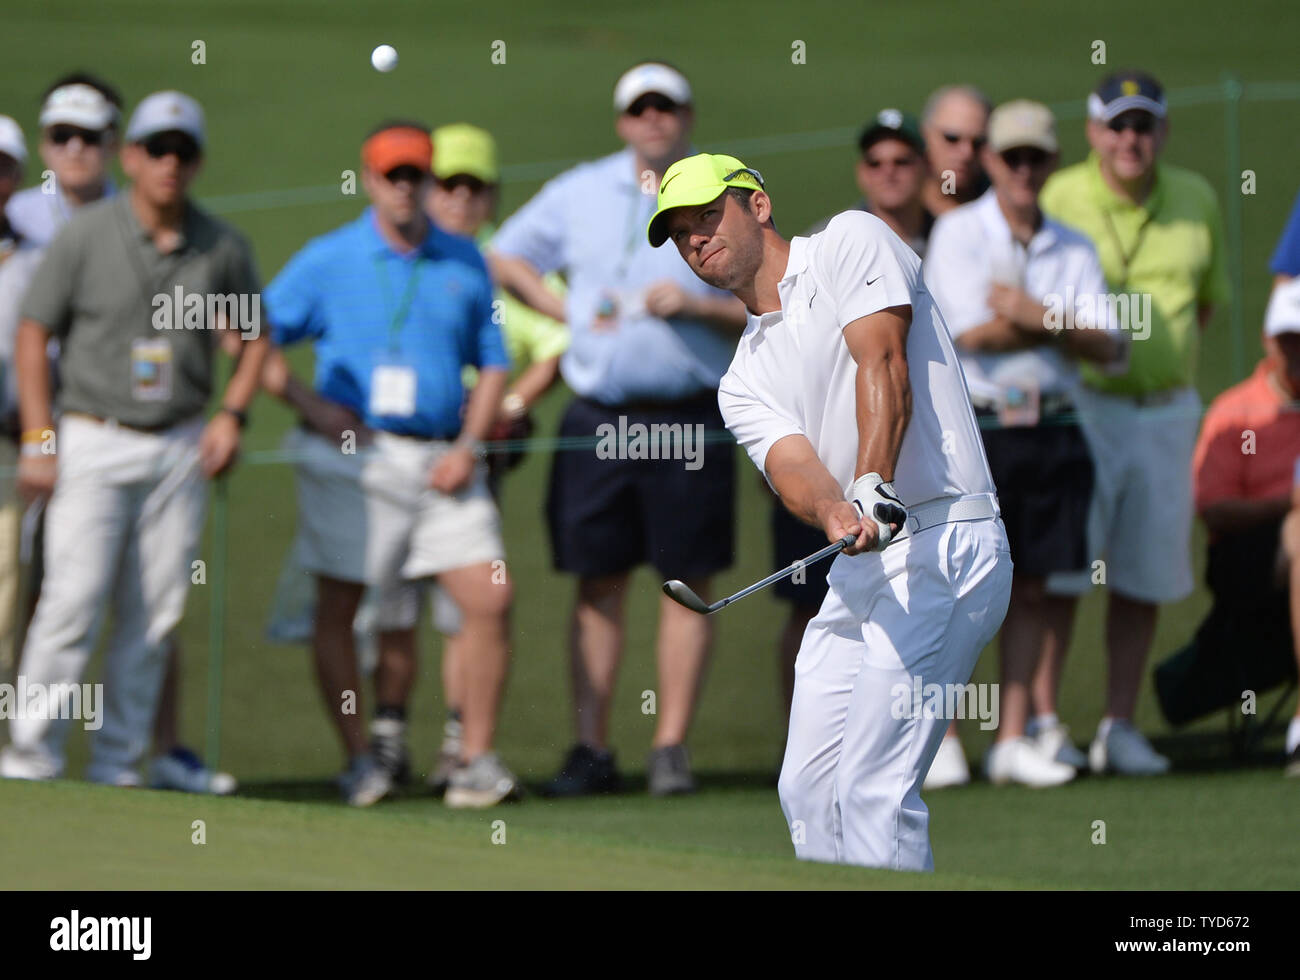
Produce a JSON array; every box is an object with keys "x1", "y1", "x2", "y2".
[{"x1": 660, "y1": 172, "x2": 681, "y2": 193}]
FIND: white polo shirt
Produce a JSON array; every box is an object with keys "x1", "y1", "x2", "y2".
[
  {"x1": 718, "y1": 210, "x2": 994, "y2": 507},
  {"x1": 923, "y1": 189, "x2": 1114, "y2": 404}
]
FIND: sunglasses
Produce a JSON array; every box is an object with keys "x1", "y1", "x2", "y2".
[
  {"x1": 1107, "y1": 114, "x2": 1157, "y2": 134},
  {"x1": 48, "y1": 125, "x2": 105, "y2": 147},
  {"x1": 942, "y1": 131, "x2": 987, "y2": 150},
  {"x1": 437, "y1": 174, "x2": 489, "y2": 194},
  {"x1": 864, "y1": 153, "x2": 919, "y2": 170},
  {"x1": 1000, "y1": 147, "x2": 1050, "y2": 169},
  {"x1": 625, "y1": 93, "x2": 681, "y2": 117},
  {"x1": 384, "y1": 165, "x2": 426, "y2": 185},
  {"x1": 142, "y1": 133, "x2": 200, "y2": 164}
]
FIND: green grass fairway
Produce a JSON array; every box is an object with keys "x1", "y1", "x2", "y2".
[
  {"x1": 2, "y1": 0, "x2": 1298, "y2": 889},
  {"x1": 3, "y1": 765, "x2": 1295, "y2": 889}
]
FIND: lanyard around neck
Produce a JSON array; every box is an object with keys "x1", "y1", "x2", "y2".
[{"x1": 374, "y1": 251, "x2": 423, "y2": 350}]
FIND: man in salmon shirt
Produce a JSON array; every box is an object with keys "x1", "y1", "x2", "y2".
[{"x1": 1161, "y1": 279, "x2": 1300, "y2": 773}]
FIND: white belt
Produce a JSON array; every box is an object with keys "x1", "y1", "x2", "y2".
[{"x1": 899, "y1": 492, "x2": 999, "y2": 539}]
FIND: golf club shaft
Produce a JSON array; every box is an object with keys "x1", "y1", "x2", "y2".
[{"x1": 713, "y1": 533, "x2": 857, "y2": 611}]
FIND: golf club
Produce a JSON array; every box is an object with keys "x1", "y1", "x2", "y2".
[{"x1": 662, "y1": 533, "x2": 858, "y2": 615}]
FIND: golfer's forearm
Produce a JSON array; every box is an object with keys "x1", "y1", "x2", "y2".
[
  {"x1": 853, "y1": 356, "x2": 910, "y2": 483},
  {"x1": 16, "y1": 320, "x2": 54, "y2": 433},
  {"x1": 765, "y1": 435, "x2": 848, "y2": 530},
  {"x1": 461, "y1": 368, "x2": 508, "y2": 443},
  {"x1": 220, "y1": 335, "x2": 268, "y2": 413}
]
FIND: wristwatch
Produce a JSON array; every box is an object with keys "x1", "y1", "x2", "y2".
[{"x1": 220, "y1": 406, "x2": 248, "y2": 429}]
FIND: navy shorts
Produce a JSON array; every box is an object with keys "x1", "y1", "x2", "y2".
[
  {"x1": 547, "y1": 395, "x2": 735, "y2": 579},
  {"x1": 771, "y1": 499, "x2": 833, "y2": 606},
  {"x1": 979, "y1": 413, "x2": 1094, "y2": 577}
]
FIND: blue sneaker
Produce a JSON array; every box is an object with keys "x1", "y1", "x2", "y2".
[{"x1": 148, "y1": 747, "x2": 237, "y2": 795}]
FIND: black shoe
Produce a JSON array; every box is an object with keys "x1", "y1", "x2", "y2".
[
  {"x1": 647, "y1": 744, "x2": 696, "y2": 796},
  {"x1": 541, "y1": 744, "x2": 622, "y2": 797}
]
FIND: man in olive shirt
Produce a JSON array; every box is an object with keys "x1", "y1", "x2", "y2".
[
  {"x1": 0, "y1": 91, "x2": 267, "y2": 785},
  {"x1": 1037, "y1": 70, "x2": 1230, "y2": 776}
]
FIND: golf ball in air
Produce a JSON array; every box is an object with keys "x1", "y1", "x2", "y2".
[{"x1": 371, "y1": 44, "x2": 398, "y2": 72}]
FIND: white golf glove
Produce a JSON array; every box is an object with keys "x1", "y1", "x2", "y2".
[{"x1": 847, "y1": 472, "x2": 908, "y2": 551}]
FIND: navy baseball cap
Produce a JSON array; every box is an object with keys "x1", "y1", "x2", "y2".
[
  {"x1": 858, "y1": 108, "x2": 924, "y2": 154},
  {"x1": 1088, "y1": 70, "x2": 1167, "y2": 122}
]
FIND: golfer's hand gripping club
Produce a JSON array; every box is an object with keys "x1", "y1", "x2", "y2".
[{"x1": 848, "y1": 472, "x2": 908, "y2": 551}]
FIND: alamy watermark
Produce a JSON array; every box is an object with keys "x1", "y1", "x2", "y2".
[
  {"x1": 0, "y1": 677, "x2": 102, "y2": 730},
  {"x1": 595, "y1": 415, "x2": 705, "y2": 471},
  {"x1": 890, "y1": 677, "x2": 999, "y2": 730},
  {"x1": 151, "y1": 287, "x2": 261, "y2": 339},
  {"x1": 1041, "y1": 287, "x2": 1151, "y2": 341}
]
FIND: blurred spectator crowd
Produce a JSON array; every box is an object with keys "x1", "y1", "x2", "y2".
[{"x1": 0, "y1": 61, "x2": 1297, "y2": 809}]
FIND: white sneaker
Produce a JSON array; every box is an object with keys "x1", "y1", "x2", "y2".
[
  {"x1": 445, "y1": 752, "x2": 519, "y2": 809},
  {"x1": 923, "y1": 735, "x2": 970, "y2": 789},
  {"x1": 338, "y1": 754, "x2": 393, "y2": 806},
  {"x1": 985, "y1": 737, "x2": 1076, "y2": 787},
  {"x1": 1089, "y1": 720, "x2": 1170, "y2": 775},
  {"x1": 1034, "y1": 723, "x2": 1088, "y2": 769},
  {"x1": 0, "y1": 745, "x2": 59, "y2": 780}
]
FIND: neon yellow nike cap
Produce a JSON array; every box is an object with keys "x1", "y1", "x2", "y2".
[{"x1": 646, "y1": 152, "x2": 765, "y2": 247}]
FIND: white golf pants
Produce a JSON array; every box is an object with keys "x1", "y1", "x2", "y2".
[
  {"x1": 779, "y1": 517, "x2": 1012, "y2": 871},
  {"x1": 2, "y1": 414, "x2": 207, "y2": 782}
]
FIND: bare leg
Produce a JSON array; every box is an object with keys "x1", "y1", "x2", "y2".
[
  {"x1": 313, "y1": 576, "x2": 367, "y2": 760},
  {"x1": 995, "y1": 574, "x2": 1049, "y2": 741},
  {"x1": 374, "y1": 627, "x2": 418, "y2": 708},
  {"x1": 436, "y1": 562, "x2": 511, "y2": 760},
  {"x1": 653, "y1": 577, "x2": 714, "y2": 747},
  {"x1": 1033, "y1": 593, "x2": 1080, "y2": 718},
  {"x1": 570, "y1": 573, "x2": 628, "y2": 748},
  {"x1": 1105, "y1": 591, "x2": 1159, "y2": 720},
  {"x1": 441, "y1": 630, "x2": 465, "y2": 713}
]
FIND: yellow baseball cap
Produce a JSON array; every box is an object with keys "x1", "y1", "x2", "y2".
[
  {"x1": 432, "y1": 123, "x2": 498, "y2": 183},
  {"x1": 647, "y1": 153, "x2": 765, "y2": 247}
]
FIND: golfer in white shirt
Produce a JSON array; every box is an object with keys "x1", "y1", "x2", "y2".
[{"x1": 647, "y1": 153, "x2": 1013, "y2": 871}]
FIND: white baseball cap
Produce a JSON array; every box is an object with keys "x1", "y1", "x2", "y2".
[
  {"x1": 125, "y1": 91, "x2": 205, "y2": 148},
  {"x1": 1265, "y1": 278, "x2": 1300, "y2": 337},
  {"x1": 39, "y1": 83, "x2": 120, "y2": 131},
  {"x1": 0, "y1": 115, "x2": 26, "y2": 164},
  {"x1": 613, "y1": 62, "x2": 692, "y2": 113}
]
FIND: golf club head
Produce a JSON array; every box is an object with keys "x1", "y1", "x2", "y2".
[{"x1": 661, "y1": 579, "x2": 713, "y2": 614}]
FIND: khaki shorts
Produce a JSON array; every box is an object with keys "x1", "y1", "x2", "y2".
[
  {"x1": 289, "y1": 427, "x2": 505, "y2": 588},
  {"x1": 1045, "y1": 386, "x2": 1200, "y2": 603}
]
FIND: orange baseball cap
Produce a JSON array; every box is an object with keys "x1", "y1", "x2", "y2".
[{"x1": 362, "y1": 125, "x2": 433, "y2": 174}]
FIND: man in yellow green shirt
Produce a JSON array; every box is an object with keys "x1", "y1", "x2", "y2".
[{"x1": 1035, "y1": 70, "x2": 1229, "y2": 776}]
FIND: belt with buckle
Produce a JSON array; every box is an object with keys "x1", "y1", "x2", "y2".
[{"x1": 63, "y1": 411, "x2": 189, "y2": 434}]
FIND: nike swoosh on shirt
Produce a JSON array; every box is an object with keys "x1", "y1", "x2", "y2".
[{"x1": 865, "y1": 275, "x2": 882, "y2": 286}]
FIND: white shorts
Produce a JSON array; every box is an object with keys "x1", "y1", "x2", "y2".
[
  {"x1": 778, "y1": 517, "x2": 1012, "y2": 871},
  {"x1": 1046, "y1": 386, "x2": 1200, "y2": 603},
  {"x1": 289, "y1": 427, "x2": 504, "y2": 588}
]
